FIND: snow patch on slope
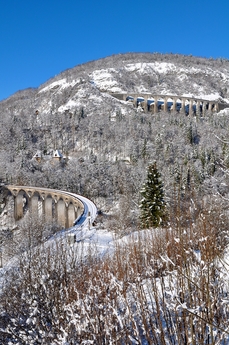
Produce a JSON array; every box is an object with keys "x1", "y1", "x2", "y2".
[
  {"x1": 58, "y1": 99, "x2": 81, "y2": 112},
  {"x1": 125, "y1": 62, "x2": 176, "y2": 74},
  {"x1": 39, "y1": 78, "x2": 80, "y2": 93},
  {"x1": 89, "y1": 69, "x2": 123, "y2": 92}
]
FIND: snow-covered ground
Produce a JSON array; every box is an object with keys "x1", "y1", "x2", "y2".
[
  {"x1": 38, "y1": 78, "x2": 81, "y2": 93},
  {"x1": 89, "y1": 69, "x2": 123, "y2": 93}
]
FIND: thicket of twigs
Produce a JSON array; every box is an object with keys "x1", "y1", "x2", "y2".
[{"x1": 1, "y1": 190, "x2": 229, "y2": 344}]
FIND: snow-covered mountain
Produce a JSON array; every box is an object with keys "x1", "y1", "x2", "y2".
[
  {"x1": 1, "y1": 52, "x2": 229, "y2": 202},
  {"x1": 1, "y1": 53, "x2": 229, "y2": 117}
]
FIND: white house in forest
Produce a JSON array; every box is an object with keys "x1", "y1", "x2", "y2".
[
  {"x1": 52, "y1": 149, "x2": 63, "y2": 162},
  {"x1": 33, "y1": 150, "x2": 42, "y2": 163},
  {"x1": 32, "y1": 149, "x2": 64, "y2": 164}
]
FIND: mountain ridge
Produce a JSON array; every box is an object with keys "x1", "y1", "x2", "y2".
[{"x1": 2, "y1": 52, "x2": 229, "y2": 108}]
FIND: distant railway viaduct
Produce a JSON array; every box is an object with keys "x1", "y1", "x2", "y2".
[
  {"x1": 111, "y1": 93, "x2": 229, "y2": 115},
  {"x1": 5, "y1": 185, "x2": 85, "y2": 229}
]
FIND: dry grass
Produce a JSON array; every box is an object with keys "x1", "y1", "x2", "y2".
[{"x1": 1, "y1": 194, "x2": 229, "y2": 344}]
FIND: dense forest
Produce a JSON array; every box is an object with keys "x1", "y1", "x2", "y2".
[{"x1": 1, "y1": 53, "x2": 229, "y2": 343}]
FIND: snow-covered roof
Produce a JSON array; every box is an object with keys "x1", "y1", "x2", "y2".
[
  {"x1": 33, "y1": 150, "x2": 42, "y2": 158},
  {"x1": 53, "y1": 150, "x2": 63, "y2": 158}
]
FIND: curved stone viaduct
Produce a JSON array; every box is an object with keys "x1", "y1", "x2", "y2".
[
  {"x1": 5, "y1": 185, "x2": 87, "y2": 229},
  {"x1": 112, "y1": 93, "x2": 229, "y2": 115}
]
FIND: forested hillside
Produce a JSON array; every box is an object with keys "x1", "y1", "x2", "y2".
[
  {"x1": 1, "y1": 53, "x2": 229, "y2": 344},
  {"x1": 1, "y1": 53, "x2": 229, "y2": 218}
]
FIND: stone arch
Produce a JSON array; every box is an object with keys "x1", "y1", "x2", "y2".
[
  {"x1": 167, "y1": 97, "x2": 174, "y2": 112},
  {"x1": 194, "y1": 99, "x2": 202, "y2": 115},
  {"x1": 176, "y1": 98, "x2": 182, "y2": 112},
  {"x1": 198, "y1": 100, "x2": 203, "y2": 114},
  {"x1": 166, "y1": 97, "x2": 174, "y2": 112},
  {"x1": 192, "y1": 100, "x2": 197, "y2": 115},
  {"x1": 205, "y1": 102, "x2": 211, "y2": 112},
  {"x1": 14, "y1": 189, "x2": 29, "y2": 220},
  {"x1": 183, "y1": 99, "x2": 190, "y2": 115},
  {"x1": 211, "y1": 103, "x2": 217, "y2": 112},
  {"x1": 136, "y1": 97, "x2": 145, "y2": 110},
  {"x1": 126, "y1": 95, "x2": 134, "y2": 102},
  {"x1": 145, "y1": 96, "x2": 154, "y2": 112},
  {"x1": 157, "y1": 98, "x2": 165, "y2": 112},
  {"x1": 148, "y1": 98, "x2": 155, "y2": 113}
]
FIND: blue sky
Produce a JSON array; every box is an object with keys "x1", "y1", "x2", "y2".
[{"x1": 1, "y1": 0, "x2": 229, "y2": 101}]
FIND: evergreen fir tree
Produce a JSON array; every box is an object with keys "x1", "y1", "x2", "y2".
[{"x1": 140, "y1": 162, "x2": 167, "y2": 228}]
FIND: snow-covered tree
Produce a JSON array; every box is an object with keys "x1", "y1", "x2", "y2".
[{"x1": 140, "y1": 162, "x2": 167, "y2": 228}]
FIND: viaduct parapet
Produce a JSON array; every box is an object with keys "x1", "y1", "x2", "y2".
[
  {"x1": 5, "y1": 185, "x2": 85, "y2": 229},
  {"x1": 111, "y1": 93, "x2": 229, "y2": 115}
]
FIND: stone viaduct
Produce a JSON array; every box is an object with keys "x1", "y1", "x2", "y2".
[
  {"x1": 111, "y1": 93, "x2": 229, "y2": 115},
  {"x1": 5, "y1": 185, "x2": 85, "y2": 229}
]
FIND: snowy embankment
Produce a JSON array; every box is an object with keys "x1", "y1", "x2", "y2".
[{"x1": 55, "y1": 191, "x2": 116, "y2": 256}]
